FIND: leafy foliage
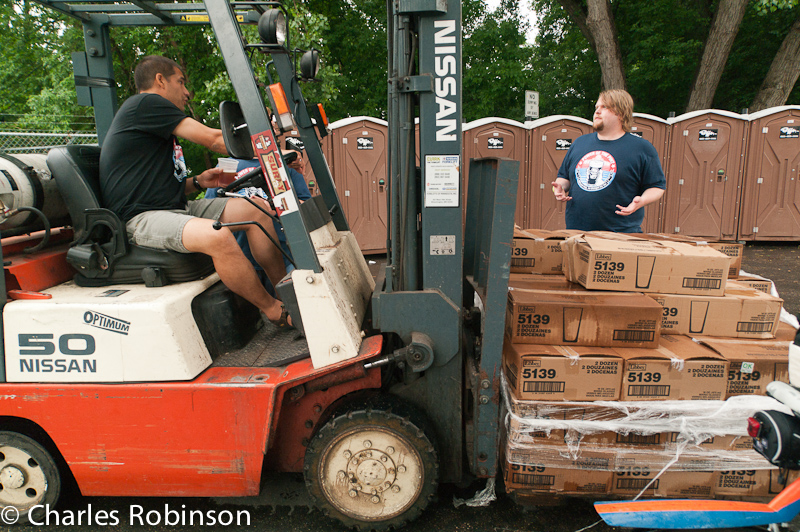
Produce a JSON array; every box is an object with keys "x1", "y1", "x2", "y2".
[
  {"x1": 530, "y1": 0, "x2": 799, "y2": 116},
  {"x1": 2, "y1": 0, "x2": 798, "y2": 148},
  {"x1": 0, "y1": 1, "x2": 90, "y2": 130},
  {"x1": 462, "y1": 0, "x2": 537, "y2": 121}
]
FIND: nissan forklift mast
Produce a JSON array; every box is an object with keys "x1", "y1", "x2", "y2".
[{"x1": 373, "y1": 0, "x2": 468, "y2": 482}]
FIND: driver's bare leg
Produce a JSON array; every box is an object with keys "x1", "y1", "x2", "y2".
[
  {"x1": 219, "y1": 198, "x2": 288, "y2": 289},
  {"x1": 181, "y1": 217, "x2": 287, "y2": 324}
]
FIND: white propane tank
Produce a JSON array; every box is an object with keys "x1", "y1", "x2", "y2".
[{"x1": 0, "y1": 152, "x2": 70, "y2": 235}]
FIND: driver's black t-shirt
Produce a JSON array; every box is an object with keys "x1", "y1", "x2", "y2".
[{"x1": 99, "y1": 93, "x2": 188, "y2": 222}]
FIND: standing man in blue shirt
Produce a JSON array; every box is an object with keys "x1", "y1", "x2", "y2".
[{"x1": 551, "y1": 90, "x2": 666, "y2": 233}]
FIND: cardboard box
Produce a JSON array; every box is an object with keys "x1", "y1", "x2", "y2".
[
  {"x1": 649, "y1": 286, "x2": 783, "y2": 338},
  {"x1": 735, "y1": 275, "x2": 773, "y2": 294},
  {"x1": 505, "y1": 395, "x2": 630, "y2": 422},
  {"x1": 508, "y1": 425, "x2": 688, "y2": 451},
  {"x1": 714, "y1": 469, "x2": 775, "y2": 497},
  {"x1": 503, "y1": 342, "x2": 623, "y2": 401},
  {"x1": 775, "y1": 320, "x2": 799, "y2": 342},
  {"x1": 506, "y1": 289, "x2": 662, "y2": 347},
  {"x1": 700, "y1": 337, "x2": 791, "y2": 397},
  {"x1": 562, "y1": 233, "x2": 730, "y2": 295},
  {"x1": 611, "y1": 453, "x2": 716, "y2": 498},
  {"x1": 508, "y1": 274, "x2": 585, "y2": 292},
  {"x1": 768, "y1": 469, "x2": 800, "y2": 495},
  {"x1": 707, "y1": 242, "x2": 744, "y2": 278},
  {"x1": 640, "y1": 234, "x2": 744, "y2": 278},
  {"x1": 511, "y1": 229, "x2": 581, "y2": 274},
  {"x1": 619, "y1": 335, "x2": 729, "y2": 401},
  {"x1": 504, "y1": 459, "x2": 614, "y2": 494}
]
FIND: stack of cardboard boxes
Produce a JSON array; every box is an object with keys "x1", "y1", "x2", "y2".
[{"x1": 503, "y1": 229, "x2": 795, "y2": 500}]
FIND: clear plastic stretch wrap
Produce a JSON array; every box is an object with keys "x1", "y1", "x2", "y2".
[{"x1": 502, "y1": 370, "x2": 791, "y2": 471}]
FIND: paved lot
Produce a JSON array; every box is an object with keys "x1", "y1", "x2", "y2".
[{"x1": 741, "y1": 242, "x2": 800, "y2": 318}]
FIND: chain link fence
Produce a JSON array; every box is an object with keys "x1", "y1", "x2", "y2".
[{"x1": 0, "y1": 131, "x2": 98, "y2": 154}]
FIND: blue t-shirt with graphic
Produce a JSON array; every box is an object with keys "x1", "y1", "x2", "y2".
[{"x1": 557, "y1": 132, "x2": 665, "y2": 233}]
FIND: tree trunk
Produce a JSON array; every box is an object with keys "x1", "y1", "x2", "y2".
[
  {"x1": 686, "y1": 0, "x2": 748, "y2": 111},
  {"x1": 586, "y1": 0, "x2": 626, "y2": 89},
  {"x1": 750, "y1": 12, "x2": 800, "y2": 112},
  {"x1": 557, "y1": 0, "x2": 594, "y2": 47},
  {"x1": 557, "y1": 0, "x2": 626, "y2": 90}
]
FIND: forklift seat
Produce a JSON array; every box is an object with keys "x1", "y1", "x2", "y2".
[{"x1": 48, "y1": 145, "x2": 214, "y2": 287}]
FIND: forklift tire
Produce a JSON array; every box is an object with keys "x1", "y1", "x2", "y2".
[
  {"x1": 0, "y1": 431, "x2": 61, "y2": 525},
  {"x1": 303, "y1": 399, "x2": 438, "y2": 531}
]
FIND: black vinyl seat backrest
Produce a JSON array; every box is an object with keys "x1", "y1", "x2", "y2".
[
  {"x1": 48, "y1": 145, "x2": 214, "y2": 287},
  {"x1": 47, "y1": 145, "x2": 103, "y2": 241}
]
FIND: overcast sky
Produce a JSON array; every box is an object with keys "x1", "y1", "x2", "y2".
[{"x1": 485, "y1": 0, "x2": 538, "y2": 43}]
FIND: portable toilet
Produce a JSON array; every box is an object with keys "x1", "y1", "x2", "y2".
[
  {"x1": 525, "y1": 115, "x2": 594, "y2": 230},
  {"x1": 463, "y1": 118, "x2": 528, "y2": 226},
  {"x1": 738, "y1": 106, "x2": 800, "y2": 241},
  {"x1": 663, "y1": 110, "x2": 748, "y2": 240},
  {"x1": 328, "y1": 117, "x2": 389, "y2": 254},
  {"x1": 631, "y1": 113, "x2": 670, "y2": 233}
]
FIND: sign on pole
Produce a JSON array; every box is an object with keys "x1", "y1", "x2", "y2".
[{"x1": 525, "y1": 91, "x2": 539, "y2": 120}]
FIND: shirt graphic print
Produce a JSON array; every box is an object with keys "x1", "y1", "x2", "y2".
[
  {"x1": 575, "y1": 150, "x2": 617, "y2": 192},
  {"x1": 173, "y1": 138, "x2": 188, "y2": 183}
]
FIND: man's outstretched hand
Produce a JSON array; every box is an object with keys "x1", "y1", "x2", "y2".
[
  {"x1": 615, "y1": 196, "x2": 642, "y2": 216},
  {"x1": 551, "y1": 181, "x2": 571, "y2": 202}
]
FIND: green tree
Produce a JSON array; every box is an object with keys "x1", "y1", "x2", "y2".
[
  {"x1": 305, "y1": 0, "x2": 389, "y2": 120},
  {"x1": 530, "y1": 0, "x2": 601, "y2": 118},
  {"x1": 748, "y1": 1, "x2": 800, "y2": 110},
  {"x1": 0, "y1": 1, "x2": 90, "y2": 130},
  {"x1": 462, "y1": 0, "x2": 537, "y2": 121}
]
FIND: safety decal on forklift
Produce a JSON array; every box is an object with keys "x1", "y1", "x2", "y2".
[
  {"x1": 251, "y1": 131, "x2": 299, "y2": 216},
  {"x1": 424, "y1": 155, "x2": 460, "y2": 207},
  {"x1": 84, "y1": 310, "x2": 130, "y2": 335},
  {"x1": 97, "y1": 289, "x2": 129, "y2": 297},
  {"x1": 430, "y1": 235, "x2": 456, "y2": 256}
]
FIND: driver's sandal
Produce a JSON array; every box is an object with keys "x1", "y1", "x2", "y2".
[{"x1": 269, "y1": 303, "x2": 293, "y2": 329}]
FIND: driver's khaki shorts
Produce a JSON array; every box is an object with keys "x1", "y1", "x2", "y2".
[{"x1": 125, "y1": 198, "x2": 228, "y2": 253}]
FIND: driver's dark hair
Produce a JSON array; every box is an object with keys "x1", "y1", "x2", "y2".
[{"x1": 134, "y1": 56, "x2": 183, "y2": 92}]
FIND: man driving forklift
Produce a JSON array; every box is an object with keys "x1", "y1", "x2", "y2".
[{"x1": 99, "y1": 55, "x2": 293, "y2": 327}]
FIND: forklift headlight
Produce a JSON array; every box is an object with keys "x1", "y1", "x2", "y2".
[
  {"x1": 258, "y1": 9, "x2": 286, "y2": 46},
  {"x1": 300, "y1": 50, "x2": 320, "y2": 80}
]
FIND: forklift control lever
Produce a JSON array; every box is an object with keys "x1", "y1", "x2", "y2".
[
  {"x1": 211, "y1": 218, "x2": 296, "y2": 269},
  {"x1": 221, "y1": 165, "x2": 264, "y2": 193}
]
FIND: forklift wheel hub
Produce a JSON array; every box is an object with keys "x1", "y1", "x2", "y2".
[
  {"x1": 320, "y1": 427, "x2": 422, "y2": 520},
  {"x1": 0, "y1": 465, "x2": 25, "y2": 489},
  {"x1": 0, "y1": 444, "x2": 48, "y2": 507}
]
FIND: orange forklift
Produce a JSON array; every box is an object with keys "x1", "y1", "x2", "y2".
[{"x1": 0, "y1": 0, "x2": 519, "y2": 529}]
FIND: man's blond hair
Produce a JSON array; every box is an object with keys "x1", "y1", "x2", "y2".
[{"x1": 599, "y1": 89, "x2": 634, "y2": 133}]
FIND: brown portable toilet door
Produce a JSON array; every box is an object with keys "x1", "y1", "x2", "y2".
[
  {"x1": 740, "y1": 106, "x2": 800, "y2": 240},
  {"x1": 631, "y1": 113, "x2": 670, "y2": 234},
  {"x1": 527, "y1": 116, "x2": 594, "y2": 230},
  {"x1": 664, "y1": 111, "x2": 747, "y2": 240},
  {"x1": 464, "y1": 118, "x2": 528, "y2": 227},
  {"x1": 330, "y1": 117, "x2": 389, "y2": 254}
]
